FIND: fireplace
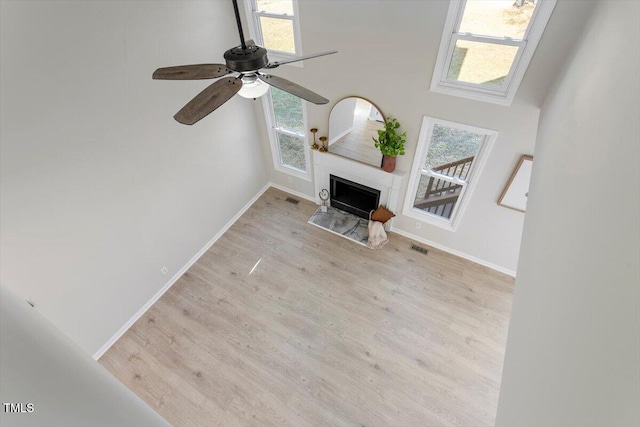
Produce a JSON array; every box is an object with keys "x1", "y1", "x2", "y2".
[{"x1": 330, "y1": 174, "x2": 380, "y2": 219}]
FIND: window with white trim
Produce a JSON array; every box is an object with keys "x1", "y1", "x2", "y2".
[
  {"x1": 244, "y1": 0, "x2": 310, "y2": 177},
  {"x1": 431, "y1": 0, "x2": 557, "y2": 105},
  {"x1": 263, "y1": 86, "x2": 310, "y2": 177},
  {"x1": 244, "y1": 0, "x2": 302, "y2": 62},
  {"x1": 404, "y1": 117, "x2": 497, "y2": 231}
]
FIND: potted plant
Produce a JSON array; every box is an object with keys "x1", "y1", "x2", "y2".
[{"x1": 373, "y1": 117, "x2": 406, "y2": 173}]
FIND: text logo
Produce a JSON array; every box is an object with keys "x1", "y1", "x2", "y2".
[{"x1": 3, "y1": 403, "x2": 34, "y2": 413}]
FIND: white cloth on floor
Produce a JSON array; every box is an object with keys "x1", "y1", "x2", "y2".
[{"x1": 367, "y1": 220, "x2": 388, "y2": 249}]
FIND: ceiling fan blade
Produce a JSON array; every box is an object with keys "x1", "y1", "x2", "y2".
[
  {"x1": 263, "y1": 51, "x2": 338, "y2": 69},
  {"x1": 152, "y1": 64, "x2": 230, "y2": 80},
  {"x1": 258, "y1": 74, "x2": 328, "y2": 105},
  {"x1": 173, "y1": 77, "x2": 242, "y2": 125}
]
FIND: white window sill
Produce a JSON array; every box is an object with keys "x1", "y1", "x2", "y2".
[
  {"x1": 266, "y1": 51, "x2": 304, "y2": 68},
  {"x1": 430, "y1": 83, "x2": 513, "y2": 106},
  {"x1": 402, "y1": 207, "x2": 458, "y2": 232},
  {"x1": 274, "y1": 163, "x2": 312, "y2": 182}
]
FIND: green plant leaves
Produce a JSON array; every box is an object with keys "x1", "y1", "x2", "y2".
[{"x1": 372, "y1": 117, "x2": 406, "y2": 157}]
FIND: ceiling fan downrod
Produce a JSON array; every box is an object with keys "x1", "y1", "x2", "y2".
[
  {"x1": 151, "y1": 0, "x2": 337, "y2": 124},
  {"x1": 223, "y1": 0, "x2": 269, "y2": 72},
  {"x1": 232, "y1": 0, "x2": 247, "y2": 50}
]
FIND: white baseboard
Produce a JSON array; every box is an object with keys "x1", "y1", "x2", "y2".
[
  {"x1": 389, "y1": 226, "x2": 516, "y2": 277},
  {"x1": 93, "y1": 182, "x2": 512, "y2": 360},
  {"x1": 92, "y1": 182, "x2": 272, "y2": 360},
  {"x1": 268, "y1": 182, "x2": 316, "y2": 203},
  {"x1": 272, "y1": 182, "x2": 514, "y2": 278}
]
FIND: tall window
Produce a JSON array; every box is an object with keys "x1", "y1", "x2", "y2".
[
  {"x1": 264, "y1": 87, "x2": 310, "y2": 177},
  {"x1": 431, "y1": 0, "x2": 557, "y2": 105},
  {"x1": 404, "y1": 117, "x2": 497, "y2": 231},
  {"x1": 244, "y1": 0, "x2": 310, "y2": 177},
  {"x1": 244, "y1": 0, "x2": 302, "y2": 61}
]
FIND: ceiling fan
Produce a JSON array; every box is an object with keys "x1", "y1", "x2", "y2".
[{"x1": 153, "y1": 0, "x2": 337, "y2": 125}]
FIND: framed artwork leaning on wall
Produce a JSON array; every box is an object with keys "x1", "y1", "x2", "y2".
[{"x1": 498, "y1": 155, "x2": 533, "y2": 213}]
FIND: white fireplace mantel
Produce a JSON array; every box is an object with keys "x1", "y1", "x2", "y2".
[{"x1": 312, "y1": 151, "x2": 405, "y2": 216}]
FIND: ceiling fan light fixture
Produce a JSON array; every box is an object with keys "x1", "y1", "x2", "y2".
[
  {"x1": 238, "y1": 74, "x2": 270, "y2": 99},
  {"x1": 152, "y1": 0, "x2": 336, "y2": 124}
]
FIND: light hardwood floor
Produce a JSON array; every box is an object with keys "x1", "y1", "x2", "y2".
[
  {"x1": 100, "y1": 188, "x2": 514, "y2": 427},
  {"x1": 328, "y1": 108, "x2": 384, "y2": 168}
]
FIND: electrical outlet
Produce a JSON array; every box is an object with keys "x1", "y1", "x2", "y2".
[
  {"x1": 415, "y1": 222, "x2": 421, "y2": 229},
  {"x1": 160, "y1": 266, "x2": 168, "y2": 275}
]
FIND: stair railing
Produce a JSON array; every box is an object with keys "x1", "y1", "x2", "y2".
[
  {"x1": 424, "y1": 155, "x2": 474, "y2": 198},
  {"x1": 416, "y1": 156, "x2": 475, "y2": 219}
]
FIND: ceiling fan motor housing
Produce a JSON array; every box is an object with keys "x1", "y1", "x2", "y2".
[{"x1": 224, "y1": 45, "x2": 269, "y2": 72}]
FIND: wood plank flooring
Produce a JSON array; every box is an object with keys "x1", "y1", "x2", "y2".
[
  {"x1": 100, "y1": 188, "x2": 514, "y2": 427},
  {"x1": 328, "y1": 114, "x2": 383, "y2": 168}
]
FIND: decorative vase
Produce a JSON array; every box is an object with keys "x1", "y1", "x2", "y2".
[{"x1": 382, "y1": 155, "x2": 396, "y2": 172}]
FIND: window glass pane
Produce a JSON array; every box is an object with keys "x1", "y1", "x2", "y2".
[
  {"x1": 256, "y1": 0, "x2": 294, "y2": 15},
  {"x1": 459, "y1": 0, "x2": 536, "y2": 39},
  {"x1": 271, "y1": 87, "x2": 303, "y2": 133},
  {"x1": 413, "y1": 174, "x2": 462, "y2": 220},
  {"x1": 276, "y1": 132, "x2": 306, "y2": 171},
  {"x1": 260, "y1": 16, "x2": 295, "y2": 53},
  {"x1": 447, "y1": 39, "x2": 518, "y2": 87},
  {"x1": 424, "y1": 124, "x2": 483, "y2": 177}
]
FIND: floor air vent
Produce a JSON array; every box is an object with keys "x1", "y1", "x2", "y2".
[
  {"x1": 285, "y1": 197, "x2": 300, "y2": 205},
  {"x1": 410, "y1": 244, "x2": 429, "y2": 255}
]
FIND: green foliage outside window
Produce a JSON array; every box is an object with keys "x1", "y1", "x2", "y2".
[
  {"x1": 271, "y1": 88, "x2": 304, "y2": 134},
  {"x1": 424, "y1": 124, "x2": 483, "y2": 170}
]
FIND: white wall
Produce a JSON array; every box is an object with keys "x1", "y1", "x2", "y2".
[
  {"x1": 496, "y1": 1, "x2": 640, "y2": 425},
  {"x1": 328, "y1": 97, "x2": 357, "y2": 144},
  {"x1": 0, "y1": 1, "x2": 269, "y2": 355},
  {"x1": 250, "y1": 0, "x2": 596, "y2": 273},
  {"x1": 0, "y1": 285, "x2": 170, "y2": 427}
]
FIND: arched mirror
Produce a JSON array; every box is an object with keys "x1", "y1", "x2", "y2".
[{"x1": 328, "y1": 97, "x2": 385, "y2": 167}]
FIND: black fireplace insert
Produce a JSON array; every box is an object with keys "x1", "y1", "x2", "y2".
[{"x1": 330, "y1": 175, "x2": 381, "y2": 219}]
